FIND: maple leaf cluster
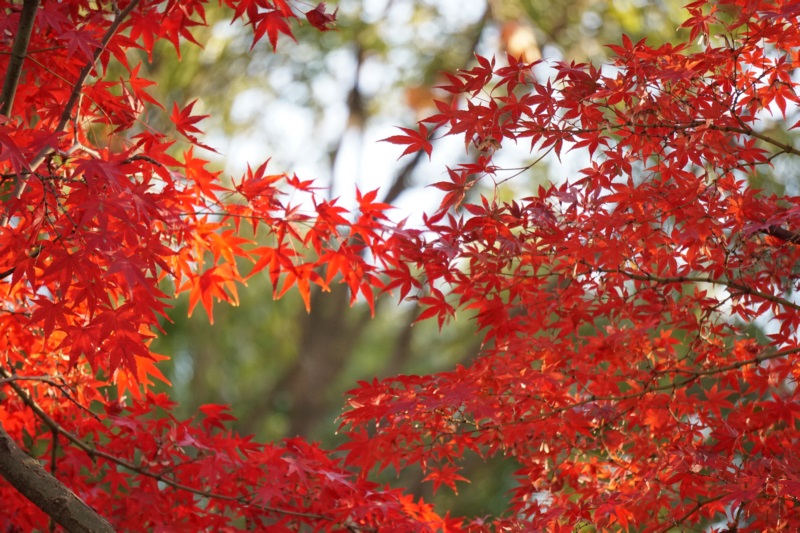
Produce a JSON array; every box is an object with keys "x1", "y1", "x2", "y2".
[
  {"x1": 1, "y1": 0, "x2": 800, "y2": 531},
  {"x1": 343, "y1": 0, "x2": 800, "y2": 529},
  {"x1": 0, "y1": 0, "x2": 439, "y2": 530}
]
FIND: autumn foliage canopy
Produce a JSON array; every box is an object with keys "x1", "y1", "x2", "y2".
[{"x1": 2, "y1": 0, "x2": 800, "y2": 530}]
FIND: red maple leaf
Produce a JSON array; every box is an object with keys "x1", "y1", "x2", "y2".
[
  {"x1": 251, "y1": 9, "x2": 296, "y2": 52},
  {"x1": 305, "y1": 3, "x2": 338, "y2": 32},
  {"x1": 170, "y1": 100, "x2": 218, "y2": 152},
  {"x1": 381, "y1": 123, "x2": 432, "y2": 159}
]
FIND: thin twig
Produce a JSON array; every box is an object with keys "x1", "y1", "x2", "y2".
[
  {"x1": 0, "y1": 374, "x2": 67, "y2": 387},
  {"x1": 599, "y1": 267, "x2": 800, "y2": 313},
  {"x1": 656, "y1": 495, "x2": 726, "y2": 533}
]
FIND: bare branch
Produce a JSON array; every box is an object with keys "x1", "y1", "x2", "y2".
[
  {"x1": 764, "y1": 224, "x2": 800, "y2": 244},
  {"x1": 0, "y1": 0, "x2": 39, "y2": 117}
]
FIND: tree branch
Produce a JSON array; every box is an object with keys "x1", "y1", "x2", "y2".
[
  {"x1": 381, "y1": 149, "x2": 424, "y2": 205},
  {"x1": 0, "y1": 0, "x2": 39, "y2": 117},
  {"x1": 49, "y1": 428, "x2": 59, "y2": 533},
  {"x1": 0, "y1": 422, "x2": 115, "y2": 533},
  {"x1": 3, "y1": 0, "x2": 141, "y2": 225},
  {"x1": 600, "y1": 267, "x2": 800, "y2": 313},
  {"x1": 764, "y1": 224, "x2": 800, "y2": 244},
  {"x1": 462, "y1": 345, "x2": 800, "y2": 432},
  {"x1": 0, "y1": 368, "x2": 330, "y2": 523},
  {"x1": 655, "y1": 495, "x2": 726, "y2": 533},
  {"x1": 51, "y1": 0, "x2": 140, "y2": 142}
]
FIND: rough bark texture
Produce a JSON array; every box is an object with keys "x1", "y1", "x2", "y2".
[{"x1": 0, "y1": 423, "x2": 115, "y2": 533}]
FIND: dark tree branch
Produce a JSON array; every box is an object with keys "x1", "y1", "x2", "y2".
[
  {"x1": 49, "y1": 428, "x2": 59, "y2": 533},
  {"x1": 764, "y1": 224, "x2": 800, "y2": 244},
  {"x1": 0, "y1": 422, "x2": 115, "y2": 533},
  {"x1": 0, "y1": 265, "x2": 14, "y2": 281},
  {"x1": 380, "y1": 149, "x2": 424, "y2": 205},
  {"x1": 0, "y1": 0, "x2": 39, "y2": 117},
  {"x1": 380, "y1": 6, "x2": 489, "y2": 206},
  {"x1": 4, "y1": 0, "x2": 141, "y2": 225},
  {"x1": 0, "y1": 243, "x2": 43, "y2": 281},
  {"x1": 0, "y1": 371, "x2": 114, "y2": 531},
  {"x1": 51, "y1": 0, "x2": 140, "y2": 144},
  {"x1": 326, "y1": 43, "x2": 365, "y2": 200}
]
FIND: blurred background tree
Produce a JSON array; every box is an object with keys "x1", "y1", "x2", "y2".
[{"x1": 146, "y1": 0, "x2": 697, "y2": 518}]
